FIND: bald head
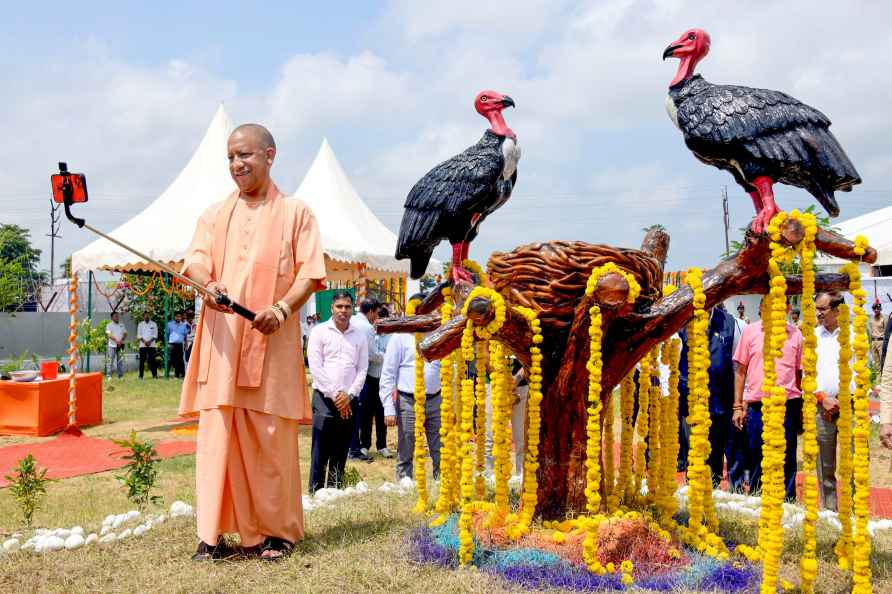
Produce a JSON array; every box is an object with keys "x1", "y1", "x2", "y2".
[{"x1": 231, "y1": 123, "x2": 276, "y2": 150}]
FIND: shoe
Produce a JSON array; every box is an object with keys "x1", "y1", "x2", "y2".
[
  {"x1": 348, "y1": 450, "x2": 367, "y2": 460},
  {"x1": 378, "y1": 447, "x2": 394, "y2": 458},
  {"x1": 360, "y1": 448, "x2": 370, "y2": 457}
]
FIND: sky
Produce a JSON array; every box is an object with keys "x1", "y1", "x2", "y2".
[{"x1": 2, "y1": 1, "x2": 890, "y2": 276}]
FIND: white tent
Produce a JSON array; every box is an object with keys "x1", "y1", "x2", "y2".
[
  {"x1": 815, "y1": 204, "x2": 892, "y2": 269},
  {"x1": 72, "y1": 105, "x2": 236, "y2": 274},
  {"x1": 293, "y1": 138, "x2": 439, "y2": 281}
]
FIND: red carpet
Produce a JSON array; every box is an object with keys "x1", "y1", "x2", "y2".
[{"x1": 0, "y1": 432, "x2": 196, "y2": 488}]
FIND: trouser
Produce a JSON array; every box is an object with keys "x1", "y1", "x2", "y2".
[
  {"x1": 395, "y1": 390, "x2": 442, "y2": 481},
  {"x1": 359, "y1": 375, "x2": 386, "y2": 451},
  {"x1": 816, "y1": 413, "x2": 839, "y2": 511},
  {"x1": 677, "y1": 416, "x2": 690, "y2": 471},
  {"x1": 725, "y1": 423, "x2": 748, "y2": 492},
  {"x1": 105, "y1": 346, "x2": 123, "y2": 378},
  {"x1": 872, "y1": 339, "x2": 884, "y2": 369},
  {"x1": 309, "y1": 390, "x2": 357, "y2": 493},
  {"x1": 485, "y1": 384, "x2": 529, "y2": 475},
  {"x1": 169, "y1": 343, "x2": 185, "y2": 378},
  {"x1": 745, "y1": 398, "x2": 802, "y2": 502},
  {"x1": 196, "y1": 406, "x2": 303, "y2": 547},
  {"x1": 138, "y1": 346, "x2": 157, "y2": 379}
]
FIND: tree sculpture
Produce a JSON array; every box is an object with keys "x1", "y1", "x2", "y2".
[{"x1": 378, "y1": 219, "x2": 876, "y2": 519}]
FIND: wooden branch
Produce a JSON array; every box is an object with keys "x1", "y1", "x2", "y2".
[
  {"x1": 640, "y1": 226, "x2": 670, "y2": 269},
  {"x1": 816, "y1": 227, "x2": 877, "y2": 263},
  {"x1": 417, "y1": 298, "x2": 534, "y2": 367},
  {"x1": 376, "y1": 313, "x2": 442, "y2": 335}
]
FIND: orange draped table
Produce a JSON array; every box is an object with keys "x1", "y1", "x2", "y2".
[{"x1": 0, "y1": 373, "x2": 102, "y2": 436}]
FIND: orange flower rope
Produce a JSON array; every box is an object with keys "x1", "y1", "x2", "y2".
[{"x1": 67, "y1": 273, "x2": 79, "y2": 429}]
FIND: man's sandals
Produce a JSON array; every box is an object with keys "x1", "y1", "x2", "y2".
[
  {"x1": 192, "y1": 535, "x2": 294, "y2": 562},
  {"x1": 259, "y1": 536, "x2": 295, "y2": 561}
]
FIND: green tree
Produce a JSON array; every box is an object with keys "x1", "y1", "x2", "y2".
[
  {"x1": 60, "y1": 256, "x2": 71, "y2": 279},
  {"x1": 0, "y1": 224, "x2": 45, "y2": 310},
  {"x1": 122, "y1": 273, "x2": 193, "y2": 323},
  {"x1": 0, "y1": 260, "x2": 26, "y2": 311}
]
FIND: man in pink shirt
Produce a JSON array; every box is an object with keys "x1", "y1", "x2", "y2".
[
  {"x1": 732, "y1": 297, "x2": 803, "y2": 502},
  {"x1": 307, "y1": 290, "x2": 368, "y2": 493}
]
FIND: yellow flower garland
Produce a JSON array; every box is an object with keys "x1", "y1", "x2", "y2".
[
  {"x1": 432, "y1": 289, "x2": 457, "y2": 523},
  {"x1": 635, "y1": 352, "x2": 651, "y2": 500},
  {"x1": 835, "y1": 303, "x2": 854, "y2": 569},
  {"x1": 488, "y1": 340, "x2": 512, "y2": 525},
  {"x1": 584, "y1": 302, "x2": 604, "y2": 515},
  {"x1": 603, "y1": 385, "x2": 616, "y2": 514},
  {"x1": 759, "y1": 212, "x2": 795, "y2": 593},
  {"x1": 474, "y1": 339, "x2": 488, "y2": 500},
  {"x1": 412, "y1": 330, "x2": 429, "y2": 514},
  {"x1": 585, "y1": 261, "x2": 642, "y2": 304},
  {"x1": 685, "y1": 267, "x2": 712, "y2": 536},
  {"x1": 794, "y1": 212, "x2": 819, "y2": 592},
  {"x1": 843, "y1": 260, "x2": 873, "y2": 594},
  {"x1": 660, "y1": 338, "x2": 682, "y2": 523},
  {"x1": 462, "y1": 286, "x2": 507, "y2": 340},
  {"x1": 618, "y1": 373, "x2": 636, "y2": 504},
  {"x1": 458, "y1": 363, "x2": 477, "y2": 564},
  {"x1": 507, "y1": 306, "x2": 544, "y2": 540},
  {"x1": 646, "y1": 346, "x2": 662, "y2": 506}
]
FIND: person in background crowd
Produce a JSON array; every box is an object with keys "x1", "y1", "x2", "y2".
[
  {"x1": 678, "y1": 306, "x2": 745, "y2": 489},
  {"x1": 349, "y1": 298, "x2": 388, "y2": 461},
  {"x1": 105, "y1": 311, "x2": 127, "y2": 380},
  {"x1": 732, "y1": 297, "x2": 803, "y2": 502},
  {"x1": 883, "y1": 308, "x2": 892, "y2": 374},
  {"x1": 167, "y1": 311, "x2": 188, "y2": 378},
  {"x1": 137, "y1": 311, "x2": 158, "y2": 380},
  {"x1": 736, "y1": 301, "x2": 750, "y2": 324},
  {"x1": 184, "y1": 311, "x2": 196, "y2": 364},
  {"x1": 379, "y1": 293, "x2": 442, "y2": 481},
  {"x1": 813, "y1": 292, "x2": 853, "y2": 511},
  {"x1": 878, "y1": 334, "x2": 892, "y2": 449},
  {"x1": 790, "y1": 309, "x2": 801, "y2": 327},
  {"x1": 373, "y1": 306, "x2": 394, "y2": 457},
  {"x1": 871, "y1": 301, "x2": 887, "y2": 370},
  {"x1": 307, "y1": 290, "x2": 368, "y2": 492}
]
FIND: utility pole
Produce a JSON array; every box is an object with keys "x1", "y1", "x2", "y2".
[
  {"x1": 722, "y1": 186, "x2": 730, "y2": 258},
  {"x1": 47, "y1": 197, "x2": 62, "y2": 284}
]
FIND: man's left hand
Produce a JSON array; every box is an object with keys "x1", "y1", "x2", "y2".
[
  {"x1": 821, "y1": 396, "x2": 840, "y2": 418},
  {"x1": 252, "y1": 308, "x2": 281, "y2": 335},
  {"x1": 881, "y1": 423, "x2": 892, "y2": 449}
]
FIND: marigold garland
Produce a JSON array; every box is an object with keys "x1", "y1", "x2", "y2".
[
  {"x1": 759, "y1": 212, "x2": 795, "y2": 593},
  {"x1": 685, "y1": 267, "x2": 712, "y2": 536},
  {"x1": 618, "y1": 373, "x2": 636, "y2": 505},
  {"x1": 634, "y1": 352, "x2": 650, "y2": 500},
  {"x1": 412, "y1": 328, "x2": 429, "y2": 514},
  {"x1": 843, "y1": 260, "x2": 873, "y2": 594},
  {"x1": 835, "y1": 303, "x2": 854, "y2": 569},
  {"x1": 458, "y1": 363, "x2": 477, "y2": 564},
  {"x1": 462, "y1": 286, "x2": 507, "y2": 340},
  {"x1": 660, "y1": 338, "x2": 682, "y2": 523},
  {"x1": 646, "y1": 346, "x2": 662, "y2": 506},
  {"x1": 584, "y1": 303, "x2": 604, "y2": 515},
  {"x1": 432, "y1": 289, "x2": 457, "y2": 523},
  {"x1": 507, "y1": 306, "x2": 543, "y2": 540},
  {"x1": 585, "y1": 261, "x2": 642, "y2": 304},
  {"x1": 603, "y1": 385, "x2": 616, "y2": 514},
  {"x1": 487, "y1": 340, "x2": 512, "y2": 525},
  {"x1": 474, "y1": 339, "x2": 489, "y2": 500}
]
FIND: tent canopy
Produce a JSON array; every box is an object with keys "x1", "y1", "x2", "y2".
[
  {"x1": 815, "y1": 203, "x2": 892, "y2": 268},
  {"x1": 72, "y1": 105, "x2": 236, "y2": 274},
  {"x1": 293, "y1": 138, "x2": 439, "y2": 281},
  {"x1": 72, "y1": 107, "x2": 436, "y2": 281}
]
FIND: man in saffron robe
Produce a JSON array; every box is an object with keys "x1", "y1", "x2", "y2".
[{"x1": 179, "y1": 123, "x2": 325, "y2": 561}]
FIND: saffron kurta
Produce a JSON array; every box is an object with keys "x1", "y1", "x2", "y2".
[{"x1": 180, "y1": 183, "x2": 325, "y2": 546}]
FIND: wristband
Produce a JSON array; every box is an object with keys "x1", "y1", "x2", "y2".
[
  {"x1": 274, "y1": 300, "x2": 292, "y2": 319},
  {"x1": 268, "y1": 306, "x2": 285, "y2": 327}
]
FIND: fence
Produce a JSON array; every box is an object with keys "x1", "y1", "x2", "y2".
[{"x1": 0, "y1": 312, "x2": 135, "y2": 361}]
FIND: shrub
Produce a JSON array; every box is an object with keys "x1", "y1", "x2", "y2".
[
  {"x1": 4, "y1": 453, "x2": 49, "y2": 527},
  {"x1": 113, "y1": 430, "x2": 162, "y2": 510}
]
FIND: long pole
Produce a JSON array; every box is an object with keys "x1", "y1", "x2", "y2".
[
  {"x1": 164, "y1": 277, "x2": 171, "y2": 379},
  {"x1": 86, "y1": 271, "x2": 93, "y2": 372},
  {"x1": 722, "y1": 186, "x2": 731, "y2": 258},
  {"x1": 47, "y1": 199, "x2": 61, "y2": 285}
]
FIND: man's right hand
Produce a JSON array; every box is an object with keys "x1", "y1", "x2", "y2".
[
  {"x1": 334, "y1": 392, "x2": 351, "y2": 419},
  {"x1": 881, "y1": 423, "x2": 892, "y2": 450},
  {"x1": 385, "y1": 415, "x2": 397, "y2": 427},
  {"x1": 732, "y1": 406, "x2": 747, "y2": 430},
  {"x1": 821, "y1": 395, "x2": 840, "y2": 420},
  {"x1": 205, "y1": 281, "x2": 234, "y2": 314}
]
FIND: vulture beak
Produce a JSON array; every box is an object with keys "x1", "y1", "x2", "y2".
[
  {"x1": 662, "y1": 44, "x2": 681, "y2": 60},
  {"x1": 500, "y1": 96, "x2": 516, "y2": 109},
  {"x1": 816, "y1": 193, "x2": 840, "y2": 218}
]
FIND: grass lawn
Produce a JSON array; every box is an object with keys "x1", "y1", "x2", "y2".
[{"x1": 1, "y1": 374, "x2": 891, "y2": 593}]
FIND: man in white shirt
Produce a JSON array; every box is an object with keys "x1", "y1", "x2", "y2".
[
  {"x1": 306, "y1": 290, "x2": 368, "y2": 493},
  {"x1": 349, "y1": 298, "x2": 391, "y2": 460},
  {"x1": 379, "y1": 324, "x2": 442, "y2": 481},
  {"x1": 814, "y1": 291, "x2": 852, "y2": 511},
  {"x1": 105, "y1": 311, "x2": 127, "y2": 380},
  {"x1": 137, "y1": 311, "x2": 158, "y2": 380}
]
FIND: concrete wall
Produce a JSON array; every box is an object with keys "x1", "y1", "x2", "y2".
[{"x1": 0, "y1": 312, "x2": 137, "y2": 360}]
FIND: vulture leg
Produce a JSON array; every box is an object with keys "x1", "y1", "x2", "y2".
[
  {"x1": 451, "y1": 242, "x2": 473, "y2": 283},
  {"x1": 749, "y1": 190, "x2": 763, "y2": 213},
  {"x1": 751, "y1": 176, "x2": 780, "y2": 234}
]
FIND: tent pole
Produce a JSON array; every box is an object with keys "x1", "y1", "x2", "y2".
[
  {"x1": 86, "y1": 271, "x2": 93, "y2": 372},
  {"x1": 164, "y1": 275, "x2": 171, "y2": 378}
]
